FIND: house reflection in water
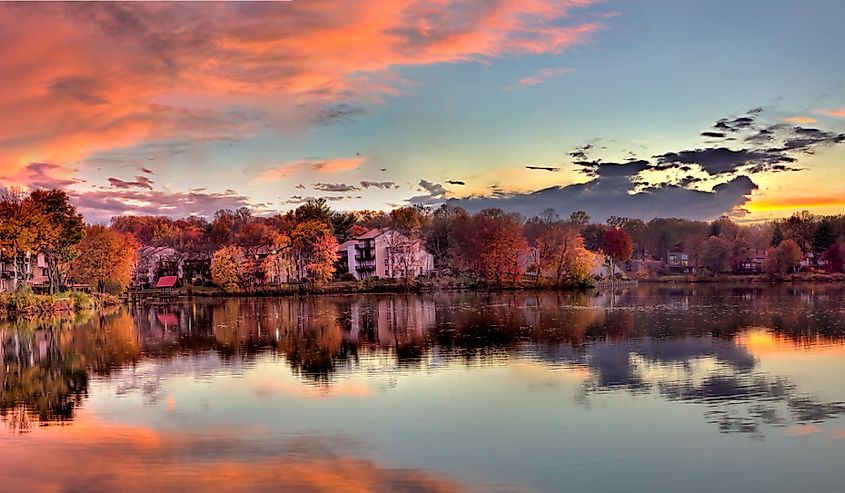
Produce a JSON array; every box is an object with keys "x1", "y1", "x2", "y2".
[{"x1": 346, "y1": 296, "x2": 435, "y2": 349}]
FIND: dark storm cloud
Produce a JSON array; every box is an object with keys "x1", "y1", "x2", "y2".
[
  {"x1": 576, "y1": 160, "x2": 650, "y2": 178},
  {"x1": 313, "y1": 182, "x2": 360, "y2": 192},
  {"x1": 443, "y1": 172, "x2": 758, "y2": 222},
  {"x1": 421, "y1": 110, "x2": 845, "y2": 220},
  {"x1": 779, "y1": 126, "x2": 845, "y2": 152},
  {"x1": 655, "y1": 148, "x2": 792, "y2": 175}
]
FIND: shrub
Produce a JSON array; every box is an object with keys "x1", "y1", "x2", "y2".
[{"x1": 70, "y1": 290, "x2": 92, "y2": 310}]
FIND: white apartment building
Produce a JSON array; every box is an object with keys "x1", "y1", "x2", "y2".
[{"x1": 337, "y1": 228, "x2": 435, "y2": 280}]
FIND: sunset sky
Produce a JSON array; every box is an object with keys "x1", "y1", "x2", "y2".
[{"x1": 1, "y1": 0, "x2": 843, "y2": 222}]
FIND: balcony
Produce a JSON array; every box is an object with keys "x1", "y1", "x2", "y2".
[
  {"x1": 355, "y1": 253, "x2": 375, "y2": 261},
  {"x1": 356, "y1": 264, "x2": 376, "y2": 272}
]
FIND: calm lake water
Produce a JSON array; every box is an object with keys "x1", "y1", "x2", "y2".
[{"x1": 2, "y1": 285, "x2": 845, "y2": 492}]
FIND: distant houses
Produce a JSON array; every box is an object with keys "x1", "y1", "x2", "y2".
[
  {"x1": 665, "y1": 251, "x2": 696, "y2": 274},
  {"x1": 132, "y1": 246, "x2": 212, "y2": 289},
  {"x1": 336, "y1": 228, "x2": 435, "y2": 280},
  {"x1": 128, "y1": 227, "x2": 437, "y2": 290}
]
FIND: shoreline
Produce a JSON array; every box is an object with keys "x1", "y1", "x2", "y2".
[{"x1": 3, "y1": 274, "x2": 843, "y2": 319}]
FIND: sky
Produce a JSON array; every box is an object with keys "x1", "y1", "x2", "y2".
[{"x1": 0, "y1": 0, "x2": 843, "y2": 223}]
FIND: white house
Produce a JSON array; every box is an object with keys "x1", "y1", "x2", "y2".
[
  {"x1": 337, "y1": 228, "x2": 435, "y2": 280},
  {"x1": 0, "y1": 252, "x2": 49, "y2": 292}
]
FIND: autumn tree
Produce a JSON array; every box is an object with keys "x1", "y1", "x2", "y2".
[
  {"x1": 389, "y1": 206, "x2": 424, "y2": 237},
  {"x1": 700, "y1": 236, "x2": 733, "y2": 274},
  {"x1": 211, "y1": 245, "x2": 248, "y2": 292},
  {"x1": 290, "y1": 220, "x2": 338, "y2": 284},
  {"x1": 601, "y1": 228, "x2": 633, "y2": 276},
  {"x1": 234, "y1": 222, "x2": 274, "y2": 255},
  {"x1": 261, "y1": 233, "x2": 292, "y2": 284},
  {"x1": 29, "y1": 189, "x2": 85, "y2": 292},
  {"x1": 783, "y1": 211, "x2": 815, "y2": 252},
  {"x1": 451, "y1": 209, "x2": 528, "y2": 285},
  {"x1": 763, "y1": 239, "x2": 803, "y2": 277},
  {"x1": 822, "y1": 240, "x2": 845, "y2": 273},
  {"x1": 0, "y1": 188, "x2": 56, "y2": 289},
  {"x1": 72, "y1": 226, "x2": 139, "y2": 293},
  {"x1": 535, "y1": 223, "x2": 595, "y2": 285}
]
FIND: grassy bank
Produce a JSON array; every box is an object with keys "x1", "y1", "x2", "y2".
[
  {"x1": 131, "y1": 276, "x2": 598, "y2": 299},
  {"x1": 0, "y1": 288, "x2": 121, "y2": 318}
]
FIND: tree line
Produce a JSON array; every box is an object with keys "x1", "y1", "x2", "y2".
[{"x1": 3, "y1": 188, "x2": 845, "y2": 295}]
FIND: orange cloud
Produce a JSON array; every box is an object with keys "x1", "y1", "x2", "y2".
[
  {"x1": 258, "y1": 156, "x2": 365, "y2": 182},
  {"x1": 313, "y1": 157, "x2": 366, "y2": 173},
  {"x1": 0, "y1": 1, "x2": 606, "y2": 181},
  {"x1": 820, "y1": 108, "x2": 845, "y2": 117},
  {"x1": 782, "y1": 116, "x2": 817, "y2": 124}
]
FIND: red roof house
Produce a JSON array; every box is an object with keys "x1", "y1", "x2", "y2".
[{"x1": 155, "y1": 276, "x2": 178, "y2": 288}]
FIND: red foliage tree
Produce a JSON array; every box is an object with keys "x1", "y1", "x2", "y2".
[{"x1": 601, "y1": 228, "x2": 633, "y2": 276}]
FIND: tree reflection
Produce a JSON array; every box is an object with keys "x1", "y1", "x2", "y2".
[
  {"x1": 0, "y1": 309, "x2": 139, "y2": 432},
  {"x1": 1, "y1": 283, "x2": 844, "y2": 434}
]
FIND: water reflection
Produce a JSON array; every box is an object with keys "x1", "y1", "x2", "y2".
[
  {"x1": 0, "y1": 424, "x2": 464, "y2": 493},
  {"x1": 1, "y1": 284, "x2": 844, "y2": 437}
]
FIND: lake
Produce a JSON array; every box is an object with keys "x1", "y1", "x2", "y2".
[{"x1": 2, "y1": 285, "x2": 845, "y2": 492}]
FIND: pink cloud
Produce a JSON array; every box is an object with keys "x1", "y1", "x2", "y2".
[
  {"x1": 0, "y1": 1, "x2": 608, "y2": 181},
  {"x1": 258, "y1": 156, "x2": 365, "y2": 182},
  {"x1": 313, "y1": 157, "x2": 366, "y2": 173},
  {"x1": 507, "y1": 67, "x2": 573, "y2": 89},
  {"x1": 820, "y1": 107, "x2": 845, "y2": 117}
]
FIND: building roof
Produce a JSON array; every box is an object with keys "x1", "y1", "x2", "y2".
[
  {"x1": 337, "y1": 240, "x2": 357, "y2": 251},
  {"x1": 355, "y1": 228, "x2": 387, "y2": 240},
  {"x1": 155, "y1": 276, "x2": 178, "y2": 288}
]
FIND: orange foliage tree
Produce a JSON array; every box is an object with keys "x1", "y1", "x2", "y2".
[
  {"x1": 536, "y1": 224, "x2": 595, "y2": 285},
  {"x1": 451, "y1": 209, "x2": 528, "y2": 285},
  {"x1": 290, "y1": 220, "x2": 338, "y2": 284},
  {"x1": 764, "y1": 239, "x2": 803, "y2": 276},
  {"x1": 72, "y1": 226, "x2": 139, "y2": 293}
]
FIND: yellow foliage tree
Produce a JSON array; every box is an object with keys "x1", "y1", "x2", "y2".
[
  {"x1": 211, "y1": 245, "x2": 247, "y2": 292},
  {"x1": 72, "y1": 226, "x2": 139, "y2": 293}
]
